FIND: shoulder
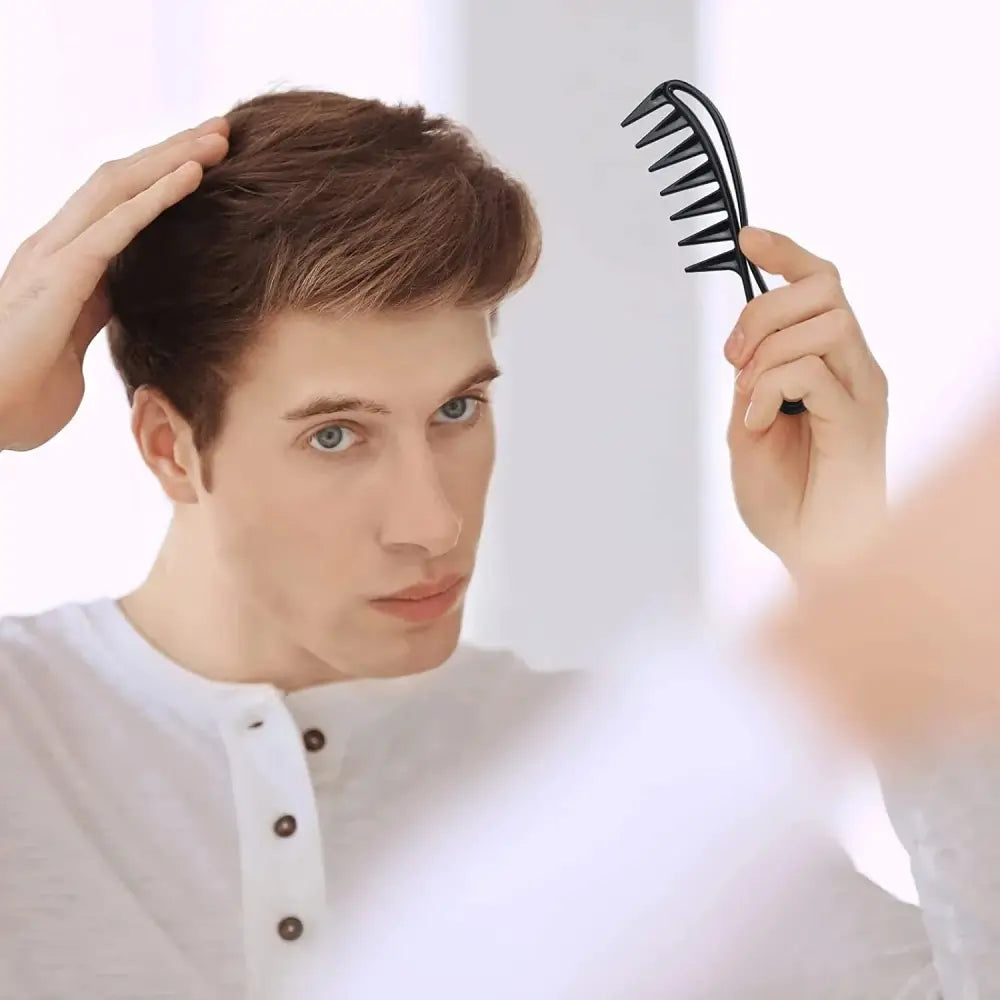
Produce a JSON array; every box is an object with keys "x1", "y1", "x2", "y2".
[
  {"x1": 0, "y1": 600, "x2": 108, "y2": 727},
  {"x1": 445, "y1": 641, "x2": 582, "y2": 700},
  {"x1": 409, "y1": 641, "x2": 584, "y2": 741},
  {"x1": 0, "y1": 598, "x2": 96, "y2": 669}
]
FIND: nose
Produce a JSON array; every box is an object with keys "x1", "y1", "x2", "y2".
[{"x1": 377, "y1": 442, "x2": 462, "y2": 558}]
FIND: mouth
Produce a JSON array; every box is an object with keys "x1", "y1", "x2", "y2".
[{"x1": 369, "y1": 574, "x2": 467, "y2": 623}]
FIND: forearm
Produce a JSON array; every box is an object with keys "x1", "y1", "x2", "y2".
[{"x1": 761, "y1": 403, "x2": 1000, "y2": 749}]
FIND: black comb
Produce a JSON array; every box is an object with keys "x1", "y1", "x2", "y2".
[{"x1": 621, "y1": 80, "x2": 805, "y2": 417}]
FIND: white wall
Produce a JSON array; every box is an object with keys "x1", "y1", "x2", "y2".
[{"x1": 458, "y1": 0, "x2": 702, "y2": 672}]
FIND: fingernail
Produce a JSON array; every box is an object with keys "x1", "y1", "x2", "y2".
[
  {"x1": 736, "y1": 360, "x2": 754, "y2": 390},
  {"x1": 744, "y1": 401, "x2": 754, "y2": 428},
  {"x1": 725, "y1": 325, "x2": 744, "y2": 363},
  {"x1": 197, "y1": 116, "x2": 226, "y2": 131}
]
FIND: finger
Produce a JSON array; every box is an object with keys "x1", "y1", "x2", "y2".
[
  {"x1": 53, "y1": 160, "x2": 205, "y2": 297},
  {"x1": 737, "y1": 227, "x2": 840, "y2": 285},
  {"x1": 743, "y1": 356, "x2": 853, "y2": 434},
  {"x1": 123, "y1": 115, "x2": 230, "y2": 167},
  {"x1": 33, "y1": 129, "x2": 228, "y2": 255},
  {"x1": 13, "y1": 116, "x2": 228, "y2": 265},
  {"x1": 724, "y1": 271, "x2": 845, "y2": 367},
  {"x1": 736, "y1": 308, "x2": 877, "y2": 400}
]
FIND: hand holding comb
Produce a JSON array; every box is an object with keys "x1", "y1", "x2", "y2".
[{"x1": 621, "y1": 80, "x2": 806, "y2": 416}]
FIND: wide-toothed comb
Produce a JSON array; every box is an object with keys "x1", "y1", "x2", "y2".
[{"x1": 621, "y1": 79, "x2": 805, "y2": 416}]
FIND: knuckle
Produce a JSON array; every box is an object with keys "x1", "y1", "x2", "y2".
[
  {"x1": 2, "y1": 232, "x2": 49, "y2": 287},
  {"x1": 90, "y1": 159, "x2": 121, "y2": 192},
  {"x1": 8, "y1": 232, "x2": 42, "y2": 267},
  {"x1": 827, "y1": 306, "x2": 856, "y2": 339},
  {"x1": 96, "y1": 157, "x2": 122, "y2": 177},
  {"x1": 816, "y1": 270, "x2": 843, "y2": 304},
  {"x1": 800, "y1": 354, "x2": 828, "y2": 380},
  {"x1": 819, "y1": 258, "x2": 841, "y2": 283},
  {"x1": 18, "y1": 230, "x2": 43, "y2": 253}
]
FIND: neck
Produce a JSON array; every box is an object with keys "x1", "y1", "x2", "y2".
[{"x1": 118, "y1": 514, "x2": 347, "y2": 692}]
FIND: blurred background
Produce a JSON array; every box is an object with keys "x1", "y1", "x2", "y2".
[{"x1": 2, "y1": 0, "x2": 998, "y2": 906}]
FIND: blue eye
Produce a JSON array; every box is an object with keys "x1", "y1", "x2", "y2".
[
  {"x1": 308, "y1": 425, "x2": 357, "y2": 453},
  {"x1": 435, "y1": 396, "x2": 482, "y2": 424}
]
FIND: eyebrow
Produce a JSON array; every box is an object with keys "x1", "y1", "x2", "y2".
[{"x1": 282, "y1": 362, "x2": 503, "y2": 422}]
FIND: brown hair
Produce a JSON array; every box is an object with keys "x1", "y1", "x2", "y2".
[{"x1": 106, "y1": 88, "x2": 541, "y2": 483}]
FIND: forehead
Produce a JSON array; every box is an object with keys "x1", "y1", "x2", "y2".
[{"x1": 238, "y1": 306, "x2": 495, "y2": 406}]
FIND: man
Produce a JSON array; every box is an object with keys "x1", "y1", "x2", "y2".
[{"x1": 0, "y1": 89, "x2": 943, "y2": 997}]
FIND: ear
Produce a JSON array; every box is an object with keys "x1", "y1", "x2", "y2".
[{"x1": 131, "y1": 386, "x2": 204, "y2": 503}]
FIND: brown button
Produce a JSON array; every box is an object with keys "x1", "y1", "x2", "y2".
[
  {"x1": 277, "y1": 916, "x2": 304, "y2": 941},
  {"x1": 274, "y1": 814, "x2": 297, "y2": 838},
  {"x1": 303, "y1": 728, "x2": 326, "y2": 752}
]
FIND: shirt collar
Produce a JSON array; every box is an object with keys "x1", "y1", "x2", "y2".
[{"x1": 80, "y1": 597, "x2": 463, "y2": 743}]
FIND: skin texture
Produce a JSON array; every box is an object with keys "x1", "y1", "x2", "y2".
[
  {"x1": 0, "y1": 108, "x2": 893, "y2": 693},
  {"x1": 120, "y1": 307, "x2": 498, "y2": 689}
]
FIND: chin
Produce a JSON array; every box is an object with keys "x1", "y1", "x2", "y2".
[
  {"x1": 376, "y1": 606, "x2": 465, "y2": 678},
  {"x1": 306, "y1": 608, "x2": 465, "y2": 682},
  {"x1": 406, "y1": 609, "x2": 464, "y2": 669}
]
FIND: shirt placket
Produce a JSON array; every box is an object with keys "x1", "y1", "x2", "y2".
[{"x1": 218, "y1": 690, "x2": 330, "y2": 999}]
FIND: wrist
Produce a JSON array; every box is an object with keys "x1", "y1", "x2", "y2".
[{"x1": 780, "y1": 494, "x2": 889, "y2": 585}]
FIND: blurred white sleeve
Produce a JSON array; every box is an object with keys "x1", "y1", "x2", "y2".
[
  {"x1": 283, "y1": 623, "x2": 940, "y2": 999},
  {"x1": 881, "y1": 727, "x2": 1000, "y2": 999}
]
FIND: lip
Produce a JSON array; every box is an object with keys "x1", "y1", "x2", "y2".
[
  {"x1": 378, "y1": 573, "x2": 465, "y2": 601},
  {"x1": 370, "y1": 574, "x2": 467, "y2": 623}
]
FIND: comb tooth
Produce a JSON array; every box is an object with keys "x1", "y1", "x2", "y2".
[
  {"x1": 648, "y1": 134, "x2": 704, "y2": 171},
  {"x1": 659, "y1": 161, "x2": 716, "y2": 196},
  {"x1": 685, "y1": 248, "x2": 741, "y2": 275},
  {"x1": 669, "y1": 189, "x2": 727, "y2": 221},
  {"x1": 677, "y1": 219, "x2": 734, "y2": 246},
  {"x1": 621, "y1": 85, "x2": 671, "y2": 127},
  {"x1": 635, "y1": 108, "x2": 688, "y2": 148}
]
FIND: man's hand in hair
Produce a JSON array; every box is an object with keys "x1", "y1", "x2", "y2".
[{"x1": 0, "y1": 115, "x2": 229, "y2": 452}]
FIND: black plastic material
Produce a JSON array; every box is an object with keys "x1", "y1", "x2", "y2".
[{"x1": 621, "y1": 80, "x2": 805, "y2": 417}]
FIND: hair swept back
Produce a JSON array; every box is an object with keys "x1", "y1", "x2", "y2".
[{"x1": 106, "y1": 87, "x2": 541, "y2": 481}]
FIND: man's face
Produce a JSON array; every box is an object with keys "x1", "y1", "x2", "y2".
[{"x1": 198, "y1": 306, "x2": 498, "y2": 680}]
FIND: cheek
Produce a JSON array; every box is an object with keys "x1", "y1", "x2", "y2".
[
  {"x1": 208, "y1": 485, "x2": 368, "y2": 618},
  {"x1": 442, "y1": 423, "x2": 495, "y2": 514},
  {"x1": 208, "y1": 457, "x2": 359, "y2": 565}
]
